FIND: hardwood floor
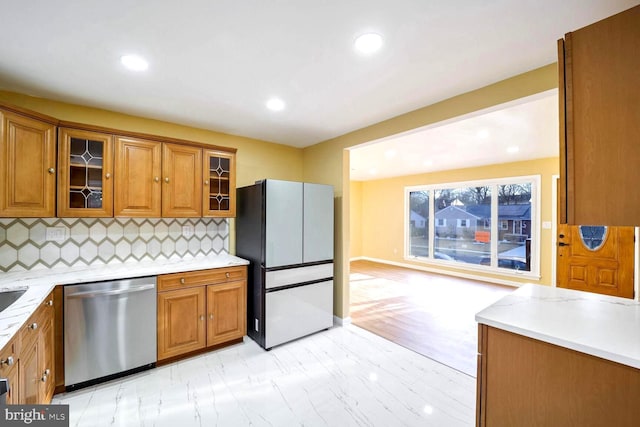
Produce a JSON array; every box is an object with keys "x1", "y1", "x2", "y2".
[{"x1": 349, "y1": 260, "x2": 513, "y2": 376}]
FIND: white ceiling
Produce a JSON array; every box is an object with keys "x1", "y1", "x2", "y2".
[
  {"x1": 0, "y1": 1, "x2": 637, "y2": 147},
  {"x1": 350, "y1": 90, "x2": 559, "y2": 181}
]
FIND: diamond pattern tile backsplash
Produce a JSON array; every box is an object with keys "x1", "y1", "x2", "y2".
[{"x1": 0, "y1": 217, "x2": 229, "y2": 272}]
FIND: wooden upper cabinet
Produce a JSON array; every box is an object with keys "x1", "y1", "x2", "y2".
[
  {"x1": 114, "y1": 136, "x2": 162, "y2": 217},
  {"x1": 57, "y1": 128, "x2": 113, "y2": 217},
  {"x1": 0, "y1": 110, "x2": 56, "y2": 217},
  {"x1": 203, "y1": 149, "x2": 236, "y2": 217},
  {"x1": 162, "y1": 143, "x2": 202, "y2": 217},
  {"x1": 559, "y1": 5, "x2": 640, "y2": 226}
]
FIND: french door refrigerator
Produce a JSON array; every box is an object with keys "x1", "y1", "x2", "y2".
[{"x1": 236, "y1": 179, "x2": 334, "y2": 349}]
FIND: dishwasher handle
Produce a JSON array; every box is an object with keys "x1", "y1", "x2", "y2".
[{"x1": 66, "y1": 283, "x2": 156, "y2": 299}]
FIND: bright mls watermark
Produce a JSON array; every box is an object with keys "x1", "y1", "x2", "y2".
[{"x1": 2, "y1": 405, "x2": 69, "y2": 426}]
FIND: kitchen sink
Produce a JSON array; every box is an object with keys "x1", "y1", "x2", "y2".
[{"x1": 0, "y1": 288, "x2": 27, "y2": 313}]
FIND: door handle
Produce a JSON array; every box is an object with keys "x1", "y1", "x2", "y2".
[{"x1": 558, "y1": 242, "x2": 570, "y2": 247}]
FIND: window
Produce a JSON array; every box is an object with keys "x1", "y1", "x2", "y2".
[{"x1": 406, "y1": 176, "x2": 538, "y2": 275}]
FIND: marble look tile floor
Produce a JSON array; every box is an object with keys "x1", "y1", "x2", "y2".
[{"x1": 53, "y1": 325, "x2": 475, "y2": 426}]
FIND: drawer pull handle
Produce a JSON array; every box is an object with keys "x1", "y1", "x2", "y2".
[
  {"x1": 29, "y1": 323, "x2": 38, "y2": 330},
  {"x1": 180, "y1": 278, "x2": 185, "y2": 284},
  {"x1": 45, "y1": 300, "x2": 53, "y2": 307},
  {"x1": 0, "y1": 356, "x2": 14, "y2": 367},
  {"x1": 225, "y1": 272, "x2": 230, "y2": 278}
]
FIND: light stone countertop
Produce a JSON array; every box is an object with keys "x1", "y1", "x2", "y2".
[
  {"x1": 0, "y1": 253, "x2": 249, "y2": 350},
  {"x1": 475, "y1": 283, "x2": 640, "y2": 369}
]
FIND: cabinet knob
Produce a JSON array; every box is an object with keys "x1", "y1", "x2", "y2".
[
  {"x1": 200, "y1": 315, "x2": 205, "y2": 321},
  {"x1": 105, "y1": 172, "x2": 111, "y2": 179},
  {"x1": 29, "y1": 322, "x2": 38, "y2": 330},
  {"x1": 225, "y1": 272, "x2": 230, "y2": 278},
  {"x1": 41, "y1": 374, "x2": 48, "y2": 383},
  {"x1": 44, "y1": 369, "x2": 50, "y2": 375},
  {"x1": 45, "y1": 300, "x2": 53, "y2": 307},
  {"x1": 154, "y1": 176, "x2": 160, "y2": 183},
  {"x1": 179, "y1": 278, "x2": 185, "y2": 284},
  {"x1": 164, "y1": 177, "x2": 170, "y2": 183},
  {"x1": 204, "y1": 180, "x2": 209, "y2": 186},
  {"x1": 209, "y1": 313, "x2": 214, "y2": 320},
  {"x1": 0, "y1": 356, "x2": 14, "y2": 367},
  {"x1": 47, "y1": 167, "x2": 55, "y2": 174}
]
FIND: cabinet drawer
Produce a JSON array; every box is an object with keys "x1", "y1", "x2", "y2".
[
  {"x1": 0, "y1": 336, "x2": 19, "y2": 378},
  {"x1": 19, "y1": 293, "x2": 54, "y2": 350},
  {"x1": 158, "y1": 266, "x2": 247, "y2": 292}
]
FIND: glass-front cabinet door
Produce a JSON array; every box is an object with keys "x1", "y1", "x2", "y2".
[
  {"x1": 203, "y1": 150, "x2": 236, "y2": 217},
  {"x1": 58, "y1": 128, "x2": 113, "y2": 217}
]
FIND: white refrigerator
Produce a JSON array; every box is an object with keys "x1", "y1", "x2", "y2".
[{"x1": 236, "y1": 180, "x2": 334, "y2": 349}]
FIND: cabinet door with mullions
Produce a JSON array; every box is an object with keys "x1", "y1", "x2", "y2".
[{"x1": 58, "y1": 128, "x2": 113, "y2": 217}]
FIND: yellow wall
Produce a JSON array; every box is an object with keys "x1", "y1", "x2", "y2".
[
  {"x1": 303, "y1": 63, "x2": 558, "y2": 318},
  {"x1": 350, "y1": 181, "x2": 363, "y2": 258},
  {"x1": 358, "y1": 157, "x2": 559, "y2": 286},
  {"x1": 0, "y1": 90, "x2": 304, "y2": 253}
]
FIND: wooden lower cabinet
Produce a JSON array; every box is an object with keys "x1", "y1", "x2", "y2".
[
  {"x1": 157, "y1": 287, "x2": 206, "y2": 360},
  {"x1": 18, "y1": 292, "x2": 55, "y2": 404},
  {"x1": 157, "y1": 266, "x2": 247, "y2": 361},
  {"x1": 477, "y1": 325, "x2": 640, "y2": 426},
  {"x1": 0, "y1": 336, "x2": 19, "y2": 404},
  {"x1": 207, "y1": 281, "x2": 246, "y2": 346}
]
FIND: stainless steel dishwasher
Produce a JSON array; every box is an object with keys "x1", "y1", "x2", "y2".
[{"x1": 64, "y1": 276, "x2": 157, "y2": 390}]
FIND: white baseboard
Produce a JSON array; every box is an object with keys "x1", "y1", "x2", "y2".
[
  {"x1": 349, "y1": 256, "x2": 365, "y2": 262},
  {"x1": 333, "y1": 315, "x2": 352, "y2": 326},
  {"x1": 359, "y1": 256, "x2": 527, "y2": 288}
]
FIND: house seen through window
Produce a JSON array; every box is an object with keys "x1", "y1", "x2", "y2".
[{"x1": 407, "y1": 177, "x2": 537, "y2": 273}]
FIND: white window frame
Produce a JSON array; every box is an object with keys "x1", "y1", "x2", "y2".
[
  {"x1": 436, "y1": 218, "x2": 446, "y2": 227},
  {"x1": 404, "y1": 175, "x2": 541, "y2": 279},
  {"x1": 457, "y1": 219, "x2": 469, "y2": 228},
  {"x1": 500, "y1": 220, "x2": 509, "y2": 230}
]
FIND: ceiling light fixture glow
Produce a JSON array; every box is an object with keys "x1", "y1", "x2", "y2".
[
  {"x1": 266, "y1": 97, "x2": 286, "y2": 112},
  {"x1": 354, "y1": 33, "x2": 383, "y2": 54},
  {"x1": 120, "y1": 54, "x2": 149, "y2": 71},
  {"x1": 384, "y1": 149, "x2": 397, "y2": 159}
]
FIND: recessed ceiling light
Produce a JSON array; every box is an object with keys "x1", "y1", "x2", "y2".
[
  {"x1": 120, "y1": 55, "x2": 149, "y2": 71},
  {"x1": 507, "y1": 146, "x2": 520, "y2": 153},
  {"x1": 266, "y1": 97, "x2": 285, "y2": 112},
  {"x1": 354, "y1": 33, "x2": 383, "y2": 54}
]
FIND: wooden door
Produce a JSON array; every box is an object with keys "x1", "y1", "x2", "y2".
[
  {"x1": 203, "y1": 150, "x2": 236, "y2": 217},
  {"x1": 206, "y1": 281, "x2": 246, "y2": 346},
  {"x1": 162, "y1": 143, "x2": 202, "y2": 217},
  {"x1": 157, "y1": 287, "x2": 206, "y2": 360},
  {"x1": 0, "y1": 110, "x2": 56, "y2": 217},
  {"x1": 557, "y1": 224, "x2": 634, "y2": 298},
  {"x1": 114, "y1": 137, "x2": 162, "y2": 217},
  {"x1": 58, "y1": 128, "x2": 113, "y2": 217}
]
